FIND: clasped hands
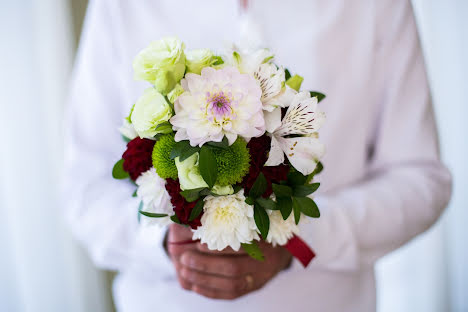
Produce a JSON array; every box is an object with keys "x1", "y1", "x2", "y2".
[{"x1": 167, "y1": 224, "x2": 292, "y2": 300}]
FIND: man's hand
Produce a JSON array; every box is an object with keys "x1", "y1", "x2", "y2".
[{"x1": 167, "y1": 224, "x2": 292, "y2": 300}]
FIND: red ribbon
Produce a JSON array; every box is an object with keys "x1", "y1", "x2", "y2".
[
  {"x1": 284, "y1": 235, "x2": 315, "y2": 267},
  {"x1": 167, "y1": 239, "x2": 198, "y2": 245}
]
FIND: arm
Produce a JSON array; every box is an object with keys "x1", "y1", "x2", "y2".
[
  {"x1": 295, "y1": 0, "x2": 452, "y2": 271},
  {"x1": 63, "y1": 0, "x2": 168, "y2": 271}
]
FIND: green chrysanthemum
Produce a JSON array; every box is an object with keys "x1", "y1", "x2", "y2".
[
  {"x1": 214, "y1": 138, "x2": 250, "y2": 186},
  {"x1": 152, "y1": 134, "x2": 178, "y2": 179}
]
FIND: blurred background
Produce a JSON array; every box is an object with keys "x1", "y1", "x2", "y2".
[{"x1": 0, "y1": 0, "x2": 466, "y2": 311}]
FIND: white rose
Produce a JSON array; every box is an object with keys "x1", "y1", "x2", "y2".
[
  {"x1": 186, "y1": 49, "x2": 215, "y2": 75},
  {"x1": 133, "y1": 37, "x2": 186, "y2": 94},
  {"x1": 175, "y1": 153, "x2": 208, "y2": 190},
  {"x1": 131, "y1": 88, "x2": 172, "y2": 139}
]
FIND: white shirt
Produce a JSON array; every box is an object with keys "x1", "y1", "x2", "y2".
[{"x1": 64, "y1": 1, "x2": 452, "y2": 311}]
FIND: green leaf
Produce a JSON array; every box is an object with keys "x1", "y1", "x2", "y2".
[
  {"x1": 170, "y1": 140, "x2": 200, "y2": 162},
  {"x1": 249, "y1": 173, "x2": 267, "y2": 198},
  {"x1": 199, "y1": 188, "x2": 212, "y2": 196},
  {"x1": 139, "y1": 211, "x2": 169, "y2": 218},
  {"x1": 309, "y1": 91, "x2": 326, "y2": 103},
  {"x1": 286, "y1": 74, "x2": 304, "y2": 91},
  {"x1": 213, "y1": 55, "x2": 224, "y2": 66},
  {"x1": 132, "y1": 189, "x2": 137, "y2": 197},
  {"x1": 121, "y1": 134, "x2": 131, "y2": 143},
  {"x1": 254, "y1": 204, "x2": 270, "y2": 239},
  {"x1": 272, "y1": 183, "x2": 293, "y2": 198},
  {"x1": 180, "y1": 187, "x2": 206, "y2": 202},
  {"x1": 154, "y1": 121, "x2": 173, "y2": 134},
  {"x1": 305, "y1": 161, "x2": 324, "y2": 184},
  {"x1": 287, "y1": 171, "x2": 307, "y2": 186},
  {"x1": 232, "y1": 184, "x2": 242, "y2": 194},
  {"x1": 170, "y1": 140, "x2": 190, "y2": 159},
  {"x1": 284, "y1": 68, "x2": 291, "y2": 81},
  {"x1": 292, "y1": 198, "x2": 302, "y2": 224},
  {"x1": 293, "y1": 183, "x2": 320, "y2": 197},
  {"x1": 206, "y1": 136, "x2": 229, "y2": 150},
  {"x1": 241, "y1": 242, "x2": 264, "y2": 261},
  {"x1": 293, "y1": 196, "x2": 320, "y2": 218},
  {"x1": 256, "y1": 197, "x2": 277, "y2": 210},
  {"x1": 277, "y1": 197, "x2": 293, "y2": 220},
  {"x1": 189, "y1": 200, "x2": 204, "y2": 221},
  {"x1": 112, "y1": 159, "x2": 129, "y2": 179},
  {"x1": 170, "y1": 214, "x2": 181, "y2": 224},
  {"x1": 245, "y1": 197, "x2": 255, "y2": 205},
  {"x1": 199, "y1": 146, "x2": 218, "y2": 188}
]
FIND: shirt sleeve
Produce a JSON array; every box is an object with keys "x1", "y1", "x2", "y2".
[
  {"x1": 63, "y1": 0, "x2": 169, "y2": 271},
  {"x1": 292, "y1": 0, "x2": 452, "y2": 271}
]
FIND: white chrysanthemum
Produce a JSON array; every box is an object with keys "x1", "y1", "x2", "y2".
[
  {"x1": 192, "y1": 191, "x2": 259, "y2": 251},
  {"x1": 171, "y1": 66, "x2": 265, "y2": 146},
  {"x1": 266, "y1": 210, "x2": 301, "y2": 246},
  {"x1": 135, "y1": 168, "x2": 173, "y2": 227}
]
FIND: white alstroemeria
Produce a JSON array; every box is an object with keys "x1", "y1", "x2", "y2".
[
  {"x1": 224, "y1": 47, "x2": 295, "y2": 112},
  {"x1": 265, "y1": 92, "x2": 326, "y2": 175},
  {"x1": 253, "y1": 64, "x2": 298, "y2": 112},
  {"x1": 223, "y1": 46, "x2": 274, "y2": 75}
]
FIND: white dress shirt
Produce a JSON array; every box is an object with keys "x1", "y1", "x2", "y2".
[{"x1": 64, "y1": 1, "x2": 452, "y2": 311}]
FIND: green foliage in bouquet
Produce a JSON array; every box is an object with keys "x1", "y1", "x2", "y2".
[
  {"x1": 152, "y1": 134, "x2": 178, "y2": 179},
  {"x1": 212, "y1": 138, "x2": 250, "y2": 186}
]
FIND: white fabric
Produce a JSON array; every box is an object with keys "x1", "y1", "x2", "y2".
[
  {"x1": 64, "y1": 1, "x2": 452, "y2": 311},
  {"x1": 0, "y1": 1, "x2": 112, "y2": 312}
]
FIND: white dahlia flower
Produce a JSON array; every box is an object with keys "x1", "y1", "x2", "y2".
[
  {"x1": 266, "y1": 210, "x2": 301, "y2": 246},
  {"x1": 192, "y1": 191, "x2": 259, "y2": 251},
  {"x1": 135, "y1": 168, "x2": 173, "y2": 227},
  {"x1": 171, "y1": 66, "x2": 265, "y2": 146}
]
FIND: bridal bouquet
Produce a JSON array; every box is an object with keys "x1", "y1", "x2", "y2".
[{"x1": 112, "y1": 37, "x2": 326, "y2": 266}]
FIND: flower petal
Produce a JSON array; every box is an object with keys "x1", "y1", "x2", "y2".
[
  {"x1": 265, "y1": 135, "x2": 285, "y2": 166},
  {"x1": 278, "y1": 136, "x2": 325, "y2": 175},
  {"x1": 264, "y1": 107, "x2": 282, "y2": 133},
  {"x1": 275, "y1": 93, "x2": 325, "y2": 137}
]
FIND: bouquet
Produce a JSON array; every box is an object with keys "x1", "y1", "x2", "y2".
[{"x1": 112, "y1": 37, "x2": 326, "y2": 266}]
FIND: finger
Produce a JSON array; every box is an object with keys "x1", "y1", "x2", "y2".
[
  {"x1": 180, "y1": 250, "x2": 258, "y2": 277},
  {"x1": 179, "y1": 266, "x2": 248, "y2": 292},
  {"x1": 195, "y1": 242, "x2": 247, "y2": 256},
  {"x1": 168, "y1": 224, "x2": 193, "y2": 241},
  {"x1": 167, "y1": 241, "x2": 197, "y2": 259},
  {"x1": 173, "y1": 259, "x2": 194, "y2": 291},
  {"x1": 192, "y1": 285, "x2": 240, "y2": 300}
]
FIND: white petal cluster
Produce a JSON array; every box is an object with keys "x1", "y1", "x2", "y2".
[
  {"x1": 192, "y1": 191, "x2": 259, "y2": 251},
  {"x1": 265, "y1": 91, "x2": 326, "y2": 175},
  {"x1": 266, "y1": 210, "x2": 301, "y2": 246},
  {"x1": 135, "y1": 168, "x2": 173, "y2": 227}
]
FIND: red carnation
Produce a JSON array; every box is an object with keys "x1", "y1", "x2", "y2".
[
  {"x1": 165, "y1": 178, "x2": 202, "y2": 229},
  {"x1": 122, "y1": 137, "x2": 155, "y2": 180},
  {"x1": 242, "y1": 135, "x2": 290, "y2": 197}
]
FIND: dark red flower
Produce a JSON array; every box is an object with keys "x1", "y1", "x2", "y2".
[
  {"x1": 242, "y1": 135, "x2": 290, "y2": 197},
  {"x1": 165, "y1": 178, "x2": 202, "y2": 229},
  {"x1": 122, "y1": 137, "x2": 155, "y2": 180}
]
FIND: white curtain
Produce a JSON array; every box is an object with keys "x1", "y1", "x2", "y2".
[
  {"x1": 377, "y1": 1, "x2": 468, "y2": 311},
  {"x1": 0, "y1": 1, "x2": 466, "y2": 312},
  {"x1": 0, "y1": 1, "x2": 111, "y2": 311}
]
